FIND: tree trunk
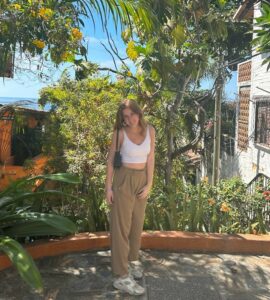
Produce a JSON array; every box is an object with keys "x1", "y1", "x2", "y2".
[
  {"x1": 165, "y1": 106, "x2": 173, "y2": 187},
  {"x1": 212, "y1": 72, "x2": 224, "y2": 185},
  {"x1": 164, "y1": 75, "x2": 191, "y2": 187}
]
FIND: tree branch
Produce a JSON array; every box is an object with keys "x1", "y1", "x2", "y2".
[
  {"x1": 100, "y1": 42, "x2": 118, "y2": 71},
  {"x1": 171, "y1": 100, "x2": 206, "y2": 159},
  {"x1": 97, "y1": 67, "x2": 137, "y2": 80},
  {"x1": 103, "y1": 26, "x2": 130, "y2": 71}
]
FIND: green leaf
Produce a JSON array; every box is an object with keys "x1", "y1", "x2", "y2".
[
  {"x1": 28, "y1": 173, "x2": 81, "y2": 184},
  {"x1": 134, "y1": 45, "x2": 146, "y2": 55},
  {"x1": 2, "y1": 212, "x2": 77, "y2": 237},
  {"x1": 171, "y1": 24, "x2": 185, "y2": 45},
  {"x1": 0, "y1": 196, "x2": 13, "y2": 209},
  {"x1": 145, "y1": 39, "x2": 155, "y2": 55},
  {"x1": 143, "y1": 78, "x2": 155, "y2": 91},
  {"x1": 4, "y1": 222, "x2": 71, "y2": 237},
  {"x1": 251, "y1": 222, "x2": 260, "y2": 230},
  {"x1": 217, "y1": 0, "x2": 227, "y2": 8},
  {"x1": 0, "y1": 190, "x2": 82, "y2": 210},
  {"x1": 0, "y1": 236, "x2": 43, "y2": 292}
]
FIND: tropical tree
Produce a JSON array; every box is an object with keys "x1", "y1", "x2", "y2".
[
  {"x1": 38, "y1": 74, "x2": 133, "y2": 231},
  {"x1": 118, "y1": 0, "x2": 251, "y2": 187},
  {"x1": 0, "y1": 0, "x2": 159, "y2": 78},
  {"x1": 253, "y1": 1, "x2": 270, "y2": 69},
  {"x1": 69, "y1": 0, "x2": 251, "y2": 229},
  {"x1": 0, "y1": 0, "x2": 86, "y2": 76},
  {"x1": 35, "y1": 1, "x2": 252, "y2": 231},
  {"x1": 0, "y1": 173, "x2": 79, "y2": 291}
]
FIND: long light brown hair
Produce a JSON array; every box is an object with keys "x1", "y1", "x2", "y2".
[{"x1": 114, "y1": 99, "x2": 147, "y2": 134}]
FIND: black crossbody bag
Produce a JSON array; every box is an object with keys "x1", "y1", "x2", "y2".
[{"x1": 113, "y1": 129, "x2": 122, "y2": 168}]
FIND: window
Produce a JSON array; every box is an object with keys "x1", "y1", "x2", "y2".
[{"x1": 255, "y1": 97, "x2": 270, "y2": 148}]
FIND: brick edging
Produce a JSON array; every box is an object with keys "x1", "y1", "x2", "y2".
[{"x1": 1, "y1": 231, "x2": 270, "y2": 271}]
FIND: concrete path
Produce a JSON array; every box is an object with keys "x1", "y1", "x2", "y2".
[{"x1": 1, "y1": 250, "x2": 270, "y2": 299}]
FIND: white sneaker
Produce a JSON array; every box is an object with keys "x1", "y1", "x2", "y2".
[
  {"x1": 129, "y1": 261, "x2": 144, "y2": 279},
  {"x1": 113, "y1": 275, "x2": 145, "y2": 295}
]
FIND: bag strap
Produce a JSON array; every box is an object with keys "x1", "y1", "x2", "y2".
[{"x1": 115, "y1": 129, "x2": 119, "y2": 151}]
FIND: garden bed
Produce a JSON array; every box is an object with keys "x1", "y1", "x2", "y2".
[{"x1": 1, "y1": 231, "x2": 270, "y2": 271}]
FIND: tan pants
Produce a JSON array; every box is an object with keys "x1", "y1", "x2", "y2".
[{"x1": 110, "y1": 166, "x2": 147, "y2": 277}]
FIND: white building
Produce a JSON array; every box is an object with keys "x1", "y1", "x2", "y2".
[{"x1": 234, "y1": 0, "x2": 270, "y2": 183}]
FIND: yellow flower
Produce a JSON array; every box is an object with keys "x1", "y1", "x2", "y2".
[
  {"x1": 71, "y1": 28, "x2": 83, "y2": 40},
  {"x1": 65, "y1": 19, "x2": 72, "y2": 28},
  {"x1": 208, "y1": 198, "x2": 216, "y2": 206},
  {"x1": 201, "y1": 176, "x2": 208, "y2": 184},
  {"x1": 12, "y1": 3, "x2": 21, "y2": 10},
  {"x1": 30, "y1": 9, "x2": 37, "y2": 16},
  {"x1": 126, "y1": 40, "x2": 139, "y2": 61},
  {"x1": 220, "y1": 202, "x2": 230, "y2": 213},
  {"x1": 61, "y1": 52, "x2": 68, "y2": 61},
  {"x1": 60, "y1": 51, "x2": 73, "y2": 61},
  {"x1": 38, "y1": 7, "x2": 53, "y2": 20},
  {"x1": 32, "y1": 39, "x2": 45, "y2": 49}
]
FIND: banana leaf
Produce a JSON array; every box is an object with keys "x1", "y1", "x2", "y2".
[
  {"x1": 0, "y1": 236, "x2": 43, "y2": 292},
  {"x1": 0, "y1": 173, "x2": 81, "y2": 198},
  {"x1": 28, "y1": 173, "x2": 81, "y2": 184},
  {"x1": 1, "y1": 212, "x2": 77, "y2": 236},
  {"x1": 0, "y1": 172, "x2": 80, "y2": 292},
  {"x1": 0, "y1": 196, "x2": 13, "y2": 209},
  {"x1": 0, "y1": 177, "x2": 29, "y2": 197},
  {"x1": 0, "y1": 190, "x2": 84, "y2": 210}
]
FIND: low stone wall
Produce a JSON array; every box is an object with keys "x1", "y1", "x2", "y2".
[{"x1": 1, "y1": 231, "x2": 270, "y2": 271}]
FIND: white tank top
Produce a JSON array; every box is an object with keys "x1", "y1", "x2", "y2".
[{"x1": 120, "y1": 126, "x2": 151, "y2": 163}]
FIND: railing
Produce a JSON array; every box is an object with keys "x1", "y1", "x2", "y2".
[
  {"x1": 247, "y1": 173, "x2": 270, "y2": 194},
  {"x1": 246, "y1": 173, "x2": 270, "y2": 227}
]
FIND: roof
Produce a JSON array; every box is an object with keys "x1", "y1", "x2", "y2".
[
  {"x1": 0, "y1": 104, "x2": 48, "y2": 121},
  {"x1": 233, "y1": 0, "x2": 258, "y2": 21},
  {"x1": 0, "y1": 104, "x2": 48, "y2": 115},
  {"x1": 14, "y1": 106, "x2": 48, "y2": 115}
]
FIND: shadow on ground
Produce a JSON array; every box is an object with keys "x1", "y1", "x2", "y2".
[{"x1": 1, "y1": 250, "x2": 270, "y2": 300}]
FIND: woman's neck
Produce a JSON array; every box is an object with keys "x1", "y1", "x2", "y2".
[
  {"x1": 126, "y1": 125, "x2": 145, "y2": 136},
  {"x1": 127, "y1": 125, "x2": 140, "y2": 132}
]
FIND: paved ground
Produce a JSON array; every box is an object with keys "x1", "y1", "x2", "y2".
[{"x1": 1, "y1": 249, "x2": 270, "y2": 300}]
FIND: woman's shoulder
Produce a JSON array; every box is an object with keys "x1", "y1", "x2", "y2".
[
  {"x1": 113, "y1": 128, "x2": 125, "y2": 142},
  {"x1": 113, "y1": 128, "x2": 125, "y2": 134},
  {"x1": 146, "y1": 124, "x2": 155, "y2": 141},
  {"x1": 147, "y1": 124, "x2": 155, "y2": 134},
  {"x1": 119, "y1": 128, "x2": 125, "y2": 143}
]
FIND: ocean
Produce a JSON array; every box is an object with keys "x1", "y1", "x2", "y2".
[{"x1": 0, "y1": 96, "x2": 44, "y2": 110}]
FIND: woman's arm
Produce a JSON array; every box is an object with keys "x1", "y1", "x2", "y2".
[
  {"x1": 138, "y1": 125, "x2": 155, "y2": 199},
  {"x1": 146, "y1": 125, "x2": 155, "y2": 187},
  {"x1": 105, "y1": 130, "x2": 117, "y2": 204}
]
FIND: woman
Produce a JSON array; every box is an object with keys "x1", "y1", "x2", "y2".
[{"x1": 105, "y1": 99, "x2": 155, "y2": 295}]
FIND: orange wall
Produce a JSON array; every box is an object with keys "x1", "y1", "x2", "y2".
[
  {"x1": 0, "y1": 111, "x2": 48, "y2": 190},
  {"x1": 0, "y1": 117, "x2": 12, "y2": 163},
  {"x1": 0, "y1": 155, "x2": 48, "y2": 191}
]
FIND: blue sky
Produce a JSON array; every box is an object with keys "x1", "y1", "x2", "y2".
[{"x1": 0, "y1": 13, "x2": 237, "y2": 101}]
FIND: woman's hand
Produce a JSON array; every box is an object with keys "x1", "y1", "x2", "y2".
[
  {"x1": 106, "y1": 188, "x2": 114, "y2": 205},
  {"x1": 137, "y1": 184, "x2": 151, "y2": 200}
]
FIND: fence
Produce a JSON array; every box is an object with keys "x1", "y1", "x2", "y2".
[{"x1": 246, "y1": 173, "x2": 270, "y2": 226}]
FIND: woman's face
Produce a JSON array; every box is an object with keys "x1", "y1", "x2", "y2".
[{"x1": 122, "y1": 108, "x2": 140, "y2": 127}]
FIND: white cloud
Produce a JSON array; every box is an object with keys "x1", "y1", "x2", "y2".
[
  {"x1": 85, "y1": 36, "x2": 109, "y2": 45},
  {"x1": 96, "y1": 58, "x2": 135, "y2": 74}
]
